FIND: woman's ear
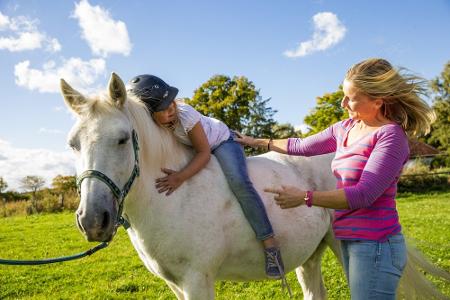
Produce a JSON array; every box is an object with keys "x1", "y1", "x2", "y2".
[{"x1": 374, "y1": 98, "x2": 384, "y2": 110}]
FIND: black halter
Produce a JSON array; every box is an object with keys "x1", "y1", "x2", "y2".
[{"x1": 76, "y1": 130, "x2": 140, "y2": 229}]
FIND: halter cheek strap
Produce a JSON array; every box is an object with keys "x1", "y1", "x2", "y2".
[{"x1": 76, "y1": 130, "x2": 140, "y2": 229}]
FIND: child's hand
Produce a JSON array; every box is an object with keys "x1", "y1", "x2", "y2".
[{"x1": 155, "y1": 168, "x2": 184, "y2": 196}]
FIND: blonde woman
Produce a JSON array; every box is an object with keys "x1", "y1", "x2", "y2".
[{"x1": 236, "y1": 58, "x2": 435, "y2": 299}]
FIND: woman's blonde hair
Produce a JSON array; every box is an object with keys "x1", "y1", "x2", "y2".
[{"x1": 345, "y1": 58, "x2": 436, "y2": 136}]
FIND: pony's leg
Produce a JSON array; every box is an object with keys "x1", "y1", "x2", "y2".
[
  {"x1": 166, "y1": 281, "x2": 185, "y2": 300},
  {"x1": 181, "y1": 271, "x2": 215, "y2": 300},
  {"x1": 295, "y1": 239, "x2": 328, "y2": 300}
]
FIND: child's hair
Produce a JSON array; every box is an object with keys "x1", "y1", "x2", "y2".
[{"x1": 345, "y1": 58, "x2": 435, "y2": 136}]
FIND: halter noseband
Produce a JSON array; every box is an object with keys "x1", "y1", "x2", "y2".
[{"x1": 76, "y1": 130, "x2": 140, "y2": 229}]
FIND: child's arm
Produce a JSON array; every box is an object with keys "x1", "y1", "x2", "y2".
[{"x1": 155, "y1": 122, "x2": 211, "y2": 195}]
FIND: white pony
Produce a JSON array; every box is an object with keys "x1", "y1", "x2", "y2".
[{"x1": 61, "y1": 73, "x2": 449, "y2": 300}]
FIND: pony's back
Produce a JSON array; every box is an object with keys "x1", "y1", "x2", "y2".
[{"x1": 210, "y1": 151, "x2": 336, "y2": 280}]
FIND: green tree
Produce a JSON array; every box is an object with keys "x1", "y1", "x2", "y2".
[
  {"x1": 188, "y1": 75, "x2": 276, "y2": 134},
  {"x1": 244, "y1": 96, "x2": 277, "y2": 138},
  {"x1": 0, "y1": 177, "x2": 7, "y2": 207},
  {"x1": 303, "y1": 88, "x2": 347, "y2": 136},
  {"x1": 20, "y1": 175, "x2": 45, "y2": 212},
  {"x1": 52, "y1": 175, "x2": 76, "y2": 208},
  {"x1": 272, "y1": 123, "x2": 302, "y2": 139},
  {"x1": 0, "y1": 177, "x2": 7, "y2": 193},
  {"x1": 187, "y1": 75, "x2": 277, "y2": 155},
  {"x1": 427, "y1": 61, "x2": 450, "y2": 166}
]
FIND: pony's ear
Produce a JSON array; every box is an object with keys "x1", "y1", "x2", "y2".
[
  {"x1": 60, "y1": 79, "x2": 86, "y2": 115},
  {"x1": 108, "y1": 72, "x2": 126, "y2": 108}
]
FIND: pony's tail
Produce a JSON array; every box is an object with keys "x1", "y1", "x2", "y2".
[{"x1": 397, "y1": 240, "x2": 450, "y2": 300}]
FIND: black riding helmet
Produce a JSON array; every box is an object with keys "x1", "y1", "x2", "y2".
[{"x1": 127, "y1": 74, "x2": 179, "y2": 113}]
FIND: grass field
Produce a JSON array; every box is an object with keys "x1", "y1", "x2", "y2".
[{"x1": 1, "y1": 191, "x2": 449, "y2": 299}]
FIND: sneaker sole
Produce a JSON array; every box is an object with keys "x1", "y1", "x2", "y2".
[{"x1": 266, "y1": 274, "x2": 282, "y2": 280}]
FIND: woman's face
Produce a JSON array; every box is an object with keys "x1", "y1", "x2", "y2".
[
  {"x1": 152, "y1": 101, "x2": 177, "y2": 125},
  {"x1": 341, "y1": 79, "x2": 383, "y2": 122}
]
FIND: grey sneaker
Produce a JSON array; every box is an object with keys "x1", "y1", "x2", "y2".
[{"x1": 264, "y1": 247, "x2": 285, "y2": 279}]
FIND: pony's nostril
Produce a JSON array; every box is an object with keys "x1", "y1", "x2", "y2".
[
  {"x1": 76, "y1": 214, "x2": 85, "y2": 233},
  {"x1": 101, "y1": 211, "x2": 110, "y2": 230}
]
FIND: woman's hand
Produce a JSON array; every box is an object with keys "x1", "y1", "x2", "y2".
[
  {"x1": 233, "y1": 131, "x2": 258, "y2": 148},
  {"x1": 264, "y1": 185, "x2": 305, "y2": 209},
  {"x1": 155, "y1": 168, "x2": 184, "y2": 196}
]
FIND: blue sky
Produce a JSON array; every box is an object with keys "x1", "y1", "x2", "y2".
[{"x1": 1, "y1": 0, "x2": 449, "y2": 190}]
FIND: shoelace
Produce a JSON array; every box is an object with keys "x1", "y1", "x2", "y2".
[
  {"x1": 266, "y1": 251, "x2": 293, "y2": 298},
  {"x1": 267, "y1": 253, "x2": 279, "y2": 268}
]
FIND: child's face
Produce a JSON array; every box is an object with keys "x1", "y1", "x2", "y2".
[{"x1": 152, "y1": 101, "x2": 177, "y2": 125}]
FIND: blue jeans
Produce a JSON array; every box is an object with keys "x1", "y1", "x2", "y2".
[
  {"x1": 340, "y1": 232, "x2": 407, "y2": 300},
  {"x1": 212, "y1": 133, "x2": 274, "y2": 240}
]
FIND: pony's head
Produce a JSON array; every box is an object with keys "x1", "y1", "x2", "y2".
[{"x1": 61, "y1": 73, "x2": 137, "y2": 242}]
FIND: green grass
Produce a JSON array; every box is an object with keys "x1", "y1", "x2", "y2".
[{"x1": 0, "y1": 192, "x2": 449, "y2": 299}]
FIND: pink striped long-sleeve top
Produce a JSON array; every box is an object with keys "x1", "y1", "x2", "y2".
[{"x1": 287, "y1": 119, "x2": 409, "y2": 241}]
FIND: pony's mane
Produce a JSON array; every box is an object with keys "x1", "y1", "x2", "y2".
[{"x1": 82, "y1": 92, "x2": 192, "y2": 173}]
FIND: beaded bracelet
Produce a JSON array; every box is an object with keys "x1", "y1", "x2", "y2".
[{"x1": 304, "y1": 190, "x2": 313, "y2": 207}]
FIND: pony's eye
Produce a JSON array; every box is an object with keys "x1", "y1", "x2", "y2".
[{"x1": 118, "y1": 137, "x2": 128, "y2": 145}]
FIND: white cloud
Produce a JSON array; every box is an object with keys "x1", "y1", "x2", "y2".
[
  {"x1": 284, "y1": 12, "x2": 346, "y2": 58},
  {"x1": 0, "y1": 138, "x2": 75, "y2": 191},
  {"x1": 73, "y1": 0, "x2": 132, "y2": 57},
  {"x1": 14, "y1": 57, "x2": 106, "y2": 93},
  {"x1": 46, "y1": 37, "x2": 61, "y2": 52},
  {"x1": 0, "y1": 11, "x2": 10, "y2": 29},
  {"x1": 0, "y1": 31, "x2": 44, "y2": 51},
  {"x1": 0, "y1": 11, "x2": 61, "y2": 52}
]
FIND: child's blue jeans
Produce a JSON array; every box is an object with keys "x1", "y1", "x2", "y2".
[
  {"x1": 212, "y1": 132, "x2": 274, "y2": 240},
  {"x1": 340, "y1": 232, "x2": 407, "y2": 299}
]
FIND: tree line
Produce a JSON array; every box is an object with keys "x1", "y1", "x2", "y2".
[
  {"x1": 1, "y1": 61, "x2": 448, "y2": 198},
  {"x1": 1, "y1": 175, "x2": 76, "y2": 215}
]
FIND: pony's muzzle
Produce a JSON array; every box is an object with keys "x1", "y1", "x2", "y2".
[{"x1": 76, "y1": 209, "x2": 114, "y2": 242}]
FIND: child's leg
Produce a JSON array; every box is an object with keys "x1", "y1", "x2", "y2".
[
  {"x1": 263, "y1": 237, "x2": 277, "y2": 248},
  {"x1": 213, "y1": 135, "x2": 285, "y2": 278},
  {"x1": 212, "y1": 137, "x2": 273, "y2": 241}
]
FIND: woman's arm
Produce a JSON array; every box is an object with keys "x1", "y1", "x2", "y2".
[
  {"x1": 264, "y1": 126, "x2": 409, "y2": 210},
  {"x1": 234, "y1": 123, "x2": 338, "y2": 156},
  {"x1": 155, "y1": 122, "x2": 211, "y2": 195},
  {"x1": 265, "y1": 186, "x2": 349, "y2": 209},
  {"x1": 233, "y1": 132, "x2": 289, "y2": 154}
]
